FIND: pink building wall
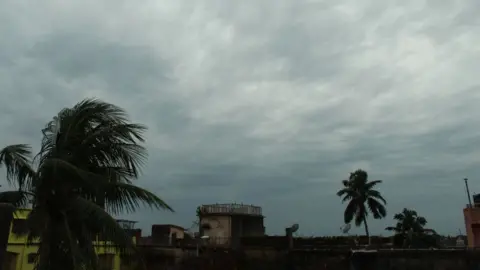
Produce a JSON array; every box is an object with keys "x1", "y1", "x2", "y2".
[{"x1": 463, "y1": 207, "x2": 480, "y2": 247}]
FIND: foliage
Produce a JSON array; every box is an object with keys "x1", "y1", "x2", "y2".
[
  {"x1": 0, "y1": 98, "x2": 173, "y2": 270},
  {"x1": 386, "y1": 208, "x2": 427, "y2": 234},
  {"x1": 196, "y1": 206, "x2": 202, "y2": 218},
  {"x1": 386, "y1": 208, "x2": 438, "y2": 248},
  {"x1": 337, "y1": 169, "x2": 387, "y2": 241}
]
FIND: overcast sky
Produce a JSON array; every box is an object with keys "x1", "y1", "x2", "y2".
[{"x1": 1, "y1": 0, "x2": 479, "y2": 237}]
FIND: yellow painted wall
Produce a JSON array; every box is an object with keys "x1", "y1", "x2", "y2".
[{"x1": 5, "y1": 208, "x2": 133, "y2": 270}]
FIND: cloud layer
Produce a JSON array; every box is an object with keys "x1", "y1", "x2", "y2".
[{"x1": 1, "y1": 0, "x2": 480, "y2": 236}]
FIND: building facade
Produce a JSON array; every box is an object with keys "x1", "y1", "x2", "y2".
[
  {"x1": 463, "y1": 194, "x2": 480, "y2": 247},
  {"x1": 198, "y1": 203, "x2": 265, "y2": 248}
]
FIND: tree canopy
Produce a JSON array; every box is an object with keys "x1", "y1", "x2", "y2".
[
  {"x1": 386, "y1": 208, "x2": 437, "y2": 248},
  {"x1": 337, "y1": 169, "x2": 387, "y2": 243}
]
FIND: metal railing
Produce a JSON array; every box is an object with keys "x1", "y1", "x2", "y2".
[
  {"x1": 199, "y1": 204, "x2": 262, "y2": 216},
  {"x1": 116, "y1": 219, "x2": 137, "y2": 230}
]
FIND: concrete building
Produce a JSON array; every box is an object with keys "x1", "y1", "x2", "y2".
[
  {"x1": 464, "y1": 194, "x2": 480, "y2": 247},
  {"x1": 150, "y1": 224, "x2": 185, "y2": 245},
  {"x1": 197, "y1": 203, "x2": 265, "y2": 248}
]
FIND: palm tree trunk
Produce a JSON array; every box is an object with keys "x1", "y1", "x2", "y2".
[{"x1": 363, "y1": 217, "x2": 371, "y2": 246}]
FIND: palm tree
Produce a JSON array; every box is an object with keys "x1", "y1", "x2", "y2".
[
  {"x1": 386, "y1": 208, "x2": 427, "y2": 234},
  {"x1": 337, "y1": 169, "x2": 387, "y2": 245},
  {"x1": 386, "y1": 208, "x2": 435, "y2": 247},
  {"x1": 0, "y1": 98, "x2": 173, "y2": 270}
]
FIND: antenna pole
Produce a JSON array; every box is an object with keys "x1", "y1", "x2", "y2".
[{"x1": 465, "y1": 178, "x2": 473, "y2": 208}]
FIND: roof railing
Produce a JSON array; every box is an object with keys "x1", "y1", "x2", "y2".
[{"x1": 199, "y1": 203, "x2": 263, "y2": 216}]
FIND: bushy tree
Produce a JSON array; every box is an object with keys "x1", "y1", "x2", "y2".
[{"x1": 386, "y1": 208, "x2": 437, "y2": 248}]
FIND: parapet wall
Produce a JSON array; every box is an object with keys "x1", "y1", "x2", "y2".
[
  {"x1": 199, "y1": 203, "x2": 263, "y2": 216},
  {"x1": 173, "y1": 248, "x2": 480, "y2": 270}
]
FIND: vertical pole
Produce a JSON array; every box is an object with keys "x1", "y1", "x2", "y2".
[
  {"x1": 196, "y1": 241, "x2": 199, "y2": 257},
  {"x1": 0, "y1": 203, "x2": 14, "y2": 270},
  {"x1": 285, "y1": 228, "x2": 294, "y2": 270},
  {"x1": 465, "y1": 178, "x2": 473, "y2": 208},
  {"x1": 285, "y1": 228, "x2": 293, "y2": 250}
]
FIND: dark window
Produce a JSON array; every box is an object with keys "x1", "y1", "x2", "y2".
[
  {"x1": 11, "y1": 219, "x2": 28, "y2": 235},
  {"x1": 27, "y1": 253, "x2": 38, "y2": 264}
]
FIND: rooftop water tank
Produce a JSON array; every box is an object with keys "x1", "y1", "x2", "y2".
[{"x1": 473, "y1": 194, "x2": 480, "y2": 206}]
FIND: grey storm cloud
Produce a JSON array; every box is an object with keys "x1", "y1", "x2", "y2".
[{"x1": 0, "y1": 0, "x2": 479, "y2": 236}]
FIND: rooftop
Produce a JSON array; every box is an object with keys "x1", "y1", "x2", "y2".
[
  {"x1": 152, "y1": 224, "x2": 185, "y2": 231},
  {"x1": 198, "y1": 203, "x2": 263, "y2": 217}
]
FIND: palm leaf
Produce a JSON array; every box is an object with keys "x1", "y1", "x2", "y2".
[
  {"x1": 376, "y1": 203, "x2": 387, "y2": 217},
  {"x1": 366, "y1": 190, "x2": 386, "y2": 204},
  {"x1": 393, "y1": 213, "x2": 404, "y2": 221},
  {"x1": 365, "y1": 180, "x2": 382, "y2": 189},
  {"x1": 103, "y1": 182, "x2": 173, "y2": 215},
  {"x1": 344, "y1": 200, "x2": 357, "y2": 224},
  {"x1": 341, "y1": 194, "x2": 354, "y2": 203},
  {"x1": 354, "y1": 205, "x2": 366, "y2": 226},
  {"x1": 0, "y1": 190, "x2": 31, "y2": 208},
  {"x1": 385, "y1": 226, "x2": 398, "y2": 232},
  {"x1": 68, "y1": 198, "x2": 141, "y2": 259},
  {"x1": 416, "y1": 216, "x2": 427, "y2": 226},
  {"x1": 367, "y1": 198, "x2": 386, "y2": 219},
  {"x1": 0, "y1": 144, "x2": 36, "y2": 189},
  {"x1": 336, "y1": 188, "x2": 349, "y2": 197}
]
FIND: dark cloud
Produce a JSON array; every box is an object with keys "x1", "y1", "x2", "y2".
[
  {"x1": 0, "y1": 0, "x2": 479, "y2": 237},
  {"x1": 28, "y1": 33, "x2": 171, "y2": 86}
]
